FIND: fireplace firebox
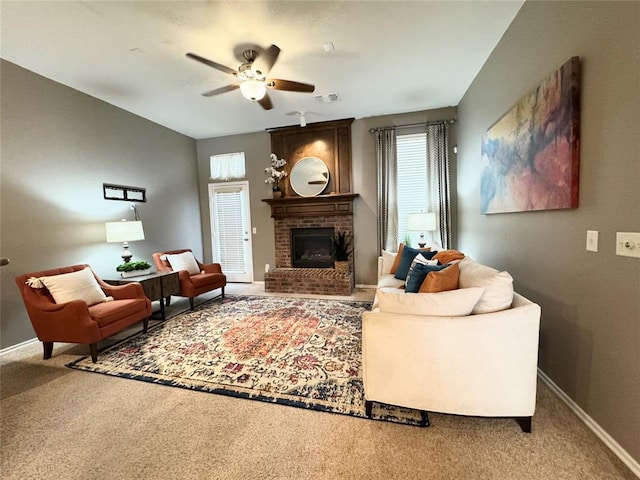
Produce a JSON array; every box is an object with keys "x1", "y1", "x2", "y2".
[{"x1": 291, "y1": 227, "x2": 334, "y2": 268}]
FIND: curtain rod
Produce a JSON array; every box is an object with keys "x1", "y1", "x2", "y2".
[{"x1": 368, "y1": 118, "x2": 456, "y2": 134}]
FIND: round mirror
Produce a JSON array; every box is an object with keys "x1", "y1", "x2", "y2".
[{"x1": 289, "y1": 157, "x2": 329, "y2": 197}]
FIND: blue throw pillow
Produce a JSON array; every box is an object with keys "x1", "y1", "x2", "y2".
[
  {"x1": 393, "y1": 246, "x2": 437, "y2": 280},
  {"x1": 405, "y1": 263, "x2": 448, "y2": 293}
]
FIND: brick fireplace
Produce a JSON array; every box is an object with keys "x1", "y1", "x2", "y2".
[
  {"x1": 263, "y1": 118, "x2": 357, "y2": 296},
  {"x1": 262, "y1": 194, "x2": 358, "y2": 296}
]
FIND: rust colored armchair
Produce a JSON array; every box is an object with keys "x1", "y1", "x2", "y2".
[
  {"x1": 152, "y1": 249, "x2": 226, "y2": 309},
  {"x1": 15, "y1": 264, "x2": 152, "y2": 362}
]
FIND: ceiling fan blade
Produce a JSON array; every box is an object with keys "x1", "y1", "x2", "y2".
[
  {"x1": 257, "y1": 94, "x2": 273, "y2": 110},
  {"x1": 267, "y1": 78, "x2": 315, "y2": 93},
  {"x1": 202, "y1": 84, "x2": 239, "y2": 97},
  {"x1": 257, "y1": 44, "x2": 281, "y2": 75},
  {"x1": 186, "y1": 53, "x2": 237, "y2": 76}
]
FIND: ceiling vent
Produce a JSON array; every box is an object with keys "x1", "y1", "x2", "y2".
[{"x1": 314, "y1": 93, "x2": 340, "y2": 103}]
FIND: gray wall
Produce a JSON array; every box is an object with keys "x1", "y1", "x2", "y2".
[
  {"x1": 0, "y1": 60, "x2": 201, "y2": 349},
  {"x1": 457, "y1": 1, "x2": 639, "y2": 463},
  {"x1": 195, "y1": 107, "x2": 457, "y2": 286}
]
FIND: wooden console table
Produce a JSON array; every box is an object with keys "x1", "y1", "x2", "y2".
[{"x1": 104, "y1": 271, "x2": 180, "y2": 321}]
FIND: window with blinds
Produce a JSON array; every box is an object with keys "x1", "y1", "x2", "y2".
[
  {"x1": 213, "y1": 188, "x2": 245, "y2": 273},
  {"x1": 396, "y1": 133, "x2": 428, "y2": 242}
]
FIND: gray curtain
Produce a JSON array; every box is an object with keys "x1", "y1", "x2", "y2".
[
  {"x1": 426, "y1": 122, "x2": 452, "y2": 249},
  {"x1": 375, "y1": 127, "x2": 398, "y2": 253}
]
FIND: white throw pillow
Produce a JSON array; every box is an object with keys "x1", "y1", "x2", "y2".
[
  {"x1": 458, "y1": 258, "x2": 514, "y2": 314},
  {"x1": 166, "y1": 251, "x2": 200, "y2": 275},
  {"x1": 381, "y1": 250, "x2": 397, "y2": 276},
  {"x1": 377, "y1": 287, "x2": 485, "y2": 317},
  {"x1": 41, "y1": 268, "x2": 107, "y2": 306}
]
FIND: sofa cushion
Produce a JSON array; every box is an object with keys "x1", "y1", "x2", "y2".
[
  {"x1": 166, "y1": 251, "x2": 200, "y2": 275},
  {"x1": 40, "y1": 267, "x2": 107, "y2": 306},
  {"x1": 405, "y1": 262, "x2": 447, "y2": 293},
  {"x1": 394, "y1": 246, "x2": 437, "y2": 280},
  {"x1": 458, "y1": 258, "x2": 514, "y2": 313},
  {"x1": 377, "y1": 287, "x2": 485, "y2": 317},
  {"x1": 378, "y1": 274, "x2": 405, "y2": 289},
  {"x1": 419, "y1": 262, "x2": 460, "y2": 293}
]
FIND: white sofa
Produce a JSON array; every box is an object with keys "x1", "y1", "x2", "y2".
[{"x1": 362, "y1": 254, "x2": 541, "y2": 431}]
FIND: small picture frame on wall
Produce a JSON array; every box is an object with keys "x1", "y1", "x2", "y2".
[{"x1": 103, "y1": 183, "x2": 147, "y2": 202}]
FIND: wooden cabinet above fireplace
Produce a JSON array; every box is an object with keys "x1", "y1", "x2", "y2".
[
  {"x1": 262, "y1": 193, "x2": 359, "y2": 219},
  {"x1": 267, "y1": 118, "x2": 354, "y2": 196}
]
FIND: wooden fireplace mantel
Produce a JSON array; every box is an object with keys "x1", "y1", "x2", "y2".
[{"x1": 262, "y1": 193, "x2": 359, "y2": 219}]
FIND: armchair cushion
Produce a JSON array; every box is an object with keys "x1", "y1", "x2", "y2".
[
  {"x1": 40, "y1": 267, "x2": 107, "y2": 306},
  {"x1": 88, "y1": 299, "x2": 150, "y2": 328},
  {"x1": 165, "y1": 251, "x2": 200, "y2": 275}
]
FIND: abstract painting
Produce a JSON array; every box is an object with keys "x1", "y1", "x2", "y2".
[{"x1": 481, "y1": 57, "x2": 581, "y2": 214}]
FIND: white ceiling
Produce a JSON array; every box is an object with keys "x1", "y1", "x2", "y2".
[{"x1": 0, "y1": 1, "x2": 523, "y2": 140}]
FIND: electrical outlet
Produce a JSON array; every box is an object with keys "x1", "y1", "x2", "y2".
[
  {"x1": 586, "y1": 230, "x2": 598, "y2": 252},
  {"x1": 616, "y1": 232, "x2": 640, "y2": 258}
]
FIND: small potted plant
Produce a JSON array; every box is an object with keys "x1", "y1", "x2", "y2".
[
  {"x1": 330, "y1": 231, "x2": 353, "y2": 274},
  {"x1": 116, "y1": 260, "x2": 152, "y2": 278},
  {"x1": 265, "y1": 153, "x2": 288, "y2": 198}
]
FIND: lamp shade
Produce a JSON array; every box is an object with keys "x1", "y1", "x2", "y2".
[
  {"x1": 407, "y1": 212, "x2": 436, "y2": 232},
  {"x1": 239, "y1": 79, "x2": 267, "y2": 101},
  {"x1": 105, "y1": 220, "x2": 145, "y2": 243}
]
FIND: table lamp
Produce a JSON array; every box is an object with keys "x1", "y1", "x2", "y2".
[
  {"x1": 105, "y1": 220, "x2": 145, "y2": 262},
  {"x1": 407, "y1": 212, "x2": 436, "y2": 248}
]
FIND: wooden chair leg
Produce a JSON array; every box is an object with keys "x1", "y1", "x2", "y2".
[
  {"x1": 43, "y1": 342, "x2": 53, "y2": 360},
  {"x1": 420, "y1": 410, "x2": 431, "y2": 427},
  {"x1": 221, "y1": 286, "x2": 225, "y2": 298},
  {"x1": 189, "y1": 297, "x2": 195, "y2": 310},
  {"x1": 365, "y1": 400, "x2": 373, "y2": 418},
  {"x1": 165, "y1": 296, "x2": 171, "y2": 306},
  {"x1": 89, "y1": 343, "x2": 98, "y2": 363},
  {"x1": 142, "y1": 317, "x2": 149, "y2": 333},
  {"x1": 516, "y1": 416, "x2": 532, "y2": 433}
]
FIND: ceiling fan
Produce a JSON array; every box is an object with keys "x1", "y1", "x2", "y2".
[{"x1": 186, "y1": 45, "x2": 315, "y2": 110}]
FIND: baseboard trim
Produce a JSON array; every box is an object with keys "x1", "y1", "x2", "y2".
[
  {"x1": 538, "y1": 368, "x2": 640, "y2": 477},
  {"x1": 0, "y1": 337, "x2": 39, "y2": 357},
  {"x1": 355, "y1": 284, "x2": 377, "y2": 289}
]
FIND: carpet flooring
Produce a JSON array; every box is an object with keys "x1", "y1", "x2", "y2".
[
  {"x1": 2, "y1": 286, "x2": 637, "y2": 479},
  {"x1": 68, "y1": 295, "x2": 424, "y2": 425}
]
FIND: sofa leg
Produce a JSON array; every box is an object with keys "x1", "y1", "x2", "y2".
[
  {"x1": 43, "y1": 342, "x2": 53, "y2": 360},
  {"x1": 420, "y1": 410, "x2": 430, "y2": 427},
  {"x1": 516, "y1": 416, "x2": 532, "y2": 433},
  {"x1": 165, "y1": 296, "x2": 171, "y2": 306},
  {"x1": 365, "y1": 400, "x2": 373, "y2": 418},
  {"x1": 142, "y1": 317, "x2": 149, "y2": 333},
  {"x1": 89, "y1": 343, "x2": 98, "y2": 363},
  {"x1": 189, "y1": 297, "x2": 195, "y2": 310}
]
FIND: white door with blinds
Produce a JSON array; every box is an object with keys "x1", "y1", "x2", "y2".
[{"x1": 208, "y1": 181, "x2": 253, "y2": 283}]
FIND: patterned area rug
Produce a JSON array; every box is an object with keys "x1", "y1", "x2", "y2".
[{"x1": 68, "y1": 295, "x2": 423, "y2": 425}]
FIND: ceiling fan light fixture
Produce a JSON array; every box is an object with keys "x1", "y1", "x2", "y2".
[{"x1": 239, "y1": 80, "x2": 267, "y2": 101}]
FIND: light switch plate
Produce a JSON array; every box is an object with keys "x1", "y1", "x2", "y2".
[
  {"x1": 586, "y1": 230, "x2": 599, "y2": 252},
  {"x1": 616, "y1": 232, "x2": 640, "y2": 258}
]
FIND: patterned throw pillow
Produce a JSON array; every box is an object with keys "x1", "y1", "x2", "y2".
[{"x1": 393, "y1": 246, "x2": 437, "y2": 280}]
